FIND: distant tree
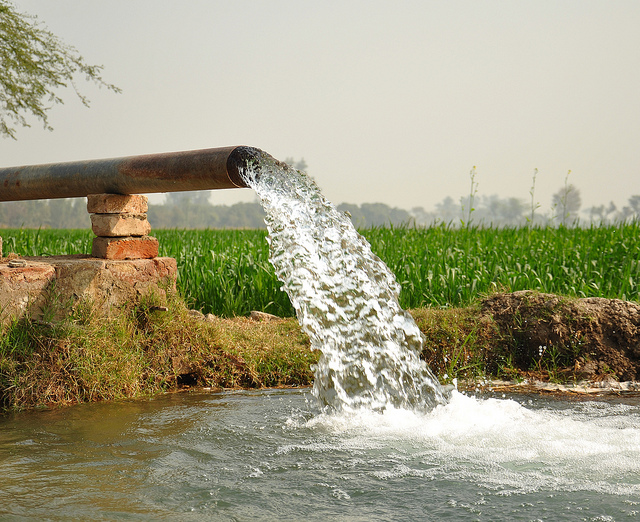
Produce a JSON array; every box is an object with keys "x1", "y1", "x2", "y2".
[
  {"x1": 336, "y1": 202, "x2": 411, "y2": 227},
  {"x1": 360, "y1": 203, "x2": 410, "y2": 227},
  {"x1": 45, "y1": 198, "x2": 89, "y2": 228},
  {"x1": 435, "y1": 196, "x2": 459, "y2": 224},
  {"x1": 628, "y1": 195, "x2": 640, "y2": 219},
  {"x1": 337, "y1": 203, "x2": 366, "y2": 228},
  {"x1": 498, "y1": 197, "x2": 527, "y2": 224},
  {"x1": 618, "y1": 205, "x2": 634, "y2": 222},
  {"x1": 0, "y1": 1, "x2": 120, "y2": 138},
  {"x1": 223, "y1": 202, "x2": 266, "y2": 228},
  {"x1": 409, "y1": 206, "x2": 439, "y2": 227},
  {"x1": 587, "y1": 204, "x2": 606, "y2": 224},
  {"x1": 148, "y1": 200, "x2": 266, "y2": 229},
  {"x1": 284, "y1": 157, "x2": 308, "y2": 171},
  {"x1": 164, "y1": 190, "x2": 211, "y2": 206},
  {"x1": 606, "y1": 201, "x2": 618, "y2": 220},
  {"x1": 0, "y1": 198, "x2": 89, "y2": 228},
  {"x1": 552, "y1": 183, "x2": 581, "y2": 226},
  {"x1": 472, "y1": 195, "x2": 526, "y2": 226}
]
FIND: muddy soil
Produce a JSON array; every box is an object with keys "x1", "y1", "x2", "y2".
[{"x1": 480, "y1": 291, "x2": 640, "y2": 381}]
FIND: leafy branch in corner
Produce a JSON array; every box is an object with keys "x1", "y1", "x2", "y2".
[{"x1": 0, "y1": 0, "x2": 121, "y2": 139}]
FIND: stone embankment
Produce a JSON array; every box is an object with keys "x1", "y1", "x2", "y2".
[{"x1": 0, "y1": 255, "x2": 176, "y2": 325}]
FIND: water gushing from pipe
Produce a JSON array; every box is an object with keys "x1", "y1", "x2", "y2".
[{"x1": 241, "y1": 153, "x2": 450, "y2": 412}]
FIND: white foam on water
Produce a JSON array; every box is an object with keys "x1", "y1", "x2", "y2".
[{"x1": 283, "y1": 391, "x2": 640, "y2": 495}]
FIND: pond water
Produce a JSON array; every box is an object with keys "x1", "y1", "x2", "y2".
[{"x1": 2, "y1": 388, "x2": 639, "y2": 521}]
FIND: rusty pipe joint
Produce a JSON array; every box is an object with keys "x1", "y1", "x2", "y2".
[{"x1": 0, "y1": 145, "x2": 265, "y2": 202}]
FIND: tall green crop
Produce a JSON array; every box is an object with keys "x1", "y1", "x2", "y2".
[
  {"x1": 1, "y1": 228, "x2": 92, "y2": 256},
  {"x1": 155, "y1": 229, "x2": 294, "y2": 317},
  {"x1": 3, "y1": 223, "x2": 640, "y2": 317},
  {"x1": 361, "y1": 223, "x2": 640, "y2": 308}
]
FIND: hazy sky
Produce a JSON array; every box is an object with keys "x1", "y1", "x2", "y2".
[{"x1": 4, "y1": 0, "x2": 640, "y2": 213}]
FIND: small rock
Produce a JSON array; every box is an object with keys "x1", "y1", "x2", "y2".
[
  {"x1": 579, "y1": 360, "x2": 598, "y2": 377},
  {"x1": 188, "y1": 309, "x2": 205, "y2": 320},
  {"x1": 249, "y1": 311, "x2": 279, "y2": 322}
]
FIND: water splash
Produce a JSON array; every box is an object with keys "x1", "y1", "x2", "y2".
[{"x1": 241, "y1": 153, "x2": 449, "y2": 412}]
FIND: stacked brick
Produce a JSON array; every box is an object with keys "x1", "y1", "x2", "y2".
[{"x1": 88, "y1": 194, "x2": 159, "y2": 260}]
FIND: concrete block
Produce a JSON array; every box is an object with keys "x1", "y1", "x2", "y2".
[
  {"x1": 92, "y1": 236, "x2": 159, "y2": 260},
  {"x1": 1, "y1": 255, "x2": 177, "y2": 325},
  {"x1": 91, "y1": 213, "x2": 151, "y2": 237},
  {"x1": 0, "y1": 260, "x2": 57, "y2": 324},
  {"x1": 87, "y1": 193, "x2": 148, "y2": 214}
]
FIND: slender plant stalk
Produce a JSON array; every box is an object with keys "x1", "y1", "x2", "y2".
[{"x1": 529, "y1": 168, "x2": 540, "y2": 226}]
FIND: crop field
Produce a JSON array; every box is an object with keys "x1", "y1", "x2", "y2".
[{"x1": 2, "y1": 223, "x2": 639, "y2": 317}]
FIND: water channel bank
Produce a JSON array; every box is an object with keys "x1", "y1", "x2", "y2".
[{"x1": 2, "y1": 289, "x2": 639, "y2": 412}]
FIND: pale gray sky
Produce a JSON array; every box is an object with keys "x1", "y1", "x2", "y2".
[{"x1": 4, "y1": 0, "x2": 640, "y2": 213}]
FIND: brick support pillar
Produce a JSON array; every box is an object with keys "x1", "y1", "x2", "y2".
[{"x1": 87, "y1": 194, "x2": 159, "y2": 260}]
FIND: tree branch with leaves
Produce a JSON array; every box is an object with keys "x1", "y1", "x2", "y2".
[{"x1": 0, "y1": 1, "x2": 120, "y2": 139}]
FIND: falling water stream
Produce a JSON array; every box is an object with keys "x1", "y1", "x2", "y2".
[
  {"x1": 1, "y1": 156, "x2": 640, "y2": 520},
  {"x1": 240, "y1": 153, "x2": 449, "y2": 412}
]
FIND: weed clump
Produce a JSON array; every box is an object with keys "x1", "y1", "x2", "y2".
[{"x1": 0, "y1": 292, "x2": 315, "y2": 412}]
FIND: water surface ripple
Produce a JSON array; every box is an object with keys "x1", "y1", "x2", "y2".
[{"x1": 1, "y1": 390, "x2": 639, "y2": 521}]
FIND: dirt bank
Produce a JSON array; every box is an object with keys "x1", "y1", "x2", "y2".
[
  {"x1": 480, "y1": 291, "x2": 640, "y2": 381},
  {"x1": 413, "y1": 290, "x2": 640, "y2": 389}
]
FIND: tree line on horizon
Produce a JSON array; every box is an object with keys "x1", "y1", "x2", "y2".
[{"x1": 2, "y1": 187, "x2": 640, "y2": 230}]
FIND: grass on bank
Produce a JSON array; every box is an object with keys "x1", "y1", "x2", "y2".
[
  {"x1": 2, "y1": 288, "x2": 628, "y2": 413},
  {"x1": 0, "y1": 292, "x2": 315, "y2": 412}
]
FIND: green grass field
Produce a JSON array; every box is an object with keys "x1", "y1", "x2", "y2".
[{"x1": 3, "y1": 223, "x2": 639, "y2": 316}]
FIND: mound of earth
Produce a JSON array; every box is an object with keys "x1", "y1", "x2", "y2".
[{"x1": 480, "y1": 291, "x2": 640, "y2": 381}]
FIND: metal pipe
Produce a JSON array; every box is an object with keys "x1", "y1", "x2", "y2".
[{"x1": 0, "y1": 145, "x2": 264, "y2": 202}]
